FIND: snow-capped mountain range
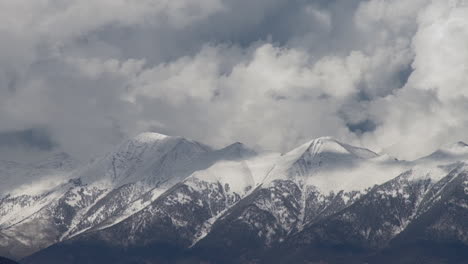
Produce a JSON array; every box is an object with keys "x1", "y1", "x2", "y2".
[{"x1": 0, "y1": 133, "x2": 467, "y2": 263}]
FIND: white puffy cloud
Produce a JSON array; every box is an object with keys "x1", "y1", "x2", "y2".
[
  {"x1": 409, "y1": 0, "x2": 468, "y2": 100},
  {"x1": 361, "y1": 0, "x2": 468, "y2": 159},
  {"x1": 1, "y1": 0, "x2": 468, "y2": 161}
]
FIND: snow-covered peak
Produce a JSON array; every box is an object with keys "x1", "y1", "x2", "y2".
[
  {"x1": 118, "y1": 132, "x2": 173, "y2": 153},
  {"x1": 273, "y1": 137, "x2": 378, "y2": 176},
  {"x1": 311, "y1": 137, "x2": 378, "y2": 159},
  {"x1": 77, "y1": 132, "x2": 211, "y2": 187},
  {"x1": 132, "y1": 132, "x2": 169, "y2": 143},
  {"x1": 304, "y1": 136, "x2": 347, "y2": 153},
  {"x1": 284, "y1": 137, "x2": 378, "y2": 161},
  {"x1": 418, "y1": 141, "x2": 468, "y2": 163},
  {"x1": 264, "y1": 137, "x2": 407, "y2": 193},
  {"x1": 213, "y1": 142, "x2": 257, "y2": 160},
  {"x1": 439, "y1": 141, "x2": 468, "y2": 154},
  {"x1": 405, "y1": 141, "x2": 468, "y2": 182}
]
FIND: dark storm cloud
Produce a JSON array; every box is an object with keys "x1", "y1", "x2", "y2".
[
  {"x1": 0, "y1": 128, "x2": 56, "y2": 151},
  {"x1": 0, "y1": 0, "x2": 467, "y2": 161},
  {"x1": 347, "y1": 120, "x2": 377, "y2": 135}
]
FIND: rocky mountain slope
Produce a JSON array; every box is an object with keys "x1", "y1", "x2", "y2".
[
  {"x1": 1, "y1": 133, "x2": 467, "y2": 263},
  {"x1": 0, "y1": 132, "x2": 216, "y2": 259}
]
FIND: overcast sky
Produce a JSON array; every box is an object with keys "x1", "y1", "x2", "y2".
[{"x1": 1, "y1": 0, "x2": 468, "y2": 161}]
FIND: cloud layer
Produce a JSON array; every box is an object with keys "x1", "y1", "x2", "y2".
[{"x1": 0, "y1": 0, "x2": 467, "y2": 160}]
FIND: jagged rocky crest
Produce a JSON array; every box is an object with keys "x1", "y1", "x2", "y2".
[{"x1": 0, "y1": 133, "x2": 467, "y2": 263}]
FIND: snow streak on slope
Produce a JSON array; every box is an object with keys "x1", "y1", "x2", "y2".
[
  {"x1": 111, "y1": 142, "x2": 263, "y2": 245},
  {"x1": 185, "y1": 153, "x2": 280, "y2": 244}
]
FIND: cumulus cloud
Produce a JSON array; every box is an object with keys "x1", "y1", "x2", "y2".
[
  {"x1": 361, "y1": 0, "x2": 468, "y2": 159},
  {"x1": 0, "y1": 0, "x2": 467, "y2": 161}
]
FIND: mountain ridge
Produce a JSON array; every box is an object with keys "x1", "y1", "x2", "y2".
[{"x1": 0, "y1": 133, "x2": 467, "y2": 263}]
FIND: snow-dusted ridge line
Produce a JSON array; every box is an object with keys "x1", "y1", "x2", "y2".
[{"x1": 2, "y1": 133, "x2": 468, "y2": 260}]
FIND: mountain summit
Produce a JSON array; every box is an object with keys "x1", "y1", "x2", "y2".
[
  {"x1": 0, "y1": 134, "x2": 466, "y2": 264},
  {"x1": 418, "y1": 141, "x2": 468, "y2": 163}
]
